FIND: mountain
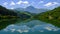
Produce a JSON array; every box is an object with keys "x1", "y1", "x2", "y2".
[
  {"x1": 0, "y1": 5, "x2": 20, "y2": 30},
  {"x1": 0, "y1": 5, "x2": 32, "y2": 30},
  {"x1": 0, "y1": 5, "x2": 18, "y2": 16},
  {"x1": 35, "y1": 6, "x2": 60, "y2": 27},
  {"x1": 25, "y1": 6, "x2": 49, "y2": 14},
  {"x1": 15, "y1": 6, "x2": 49, "y2": 14},
  {"x1": 0, "y1": 5, "x2": 31, "y2": 20}
]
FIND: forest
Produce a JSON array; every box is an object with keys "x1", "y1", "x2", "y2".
[
  {"x1": 0, "y1": 5, "x2": 60, "y2": 30},
  {"x1": 34, "y1": 6, "x2": 60, "y2": 27}
]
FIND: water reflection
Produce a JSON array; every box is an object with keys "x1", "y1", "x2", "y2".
[
  {"x1": 0, "y1": 19, "x2": 60, "y2": 34},
  {"x1": 0, "y1": 20, "x2": 60, "y2": 34},
  {"x1": 0, "y1": 18, "x2": 19, "y2": 30}
]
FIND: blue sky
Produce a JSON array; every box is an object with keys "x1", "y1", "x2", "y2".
[{"x1": 0, "y1": 0, "x2": 60, "y2": 9}]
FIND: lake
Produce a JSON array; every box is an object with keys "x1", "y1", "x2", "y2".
[{"x1": 0, "y1": 20, "x2": 60, "y2": 34}]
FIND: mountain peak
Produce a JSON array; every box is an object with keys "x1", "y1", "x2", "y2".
[
  {"x1": 26, "y1": 6, "x2": 35, "y2": 9},
  {"x1": 15, "y1": 6, "x2": 48, "y2": 14}
]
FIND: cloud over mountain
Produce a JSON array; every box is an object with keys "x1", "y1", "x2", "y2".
[
  {"x1": 16, "y1": 1, "x2": 29, "y2": 5},
  {"x1": 3, "y1": 2, "x2": 8, "y2": 6},
  {"x1": 10, "y1": 1, "x2": 16, "y2": 6},
  {"x1": 44, "y1": 2, "x2": 59, "y2": 7}
]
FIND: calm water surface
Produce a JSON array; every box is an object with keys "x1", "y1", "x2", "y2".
[{"x1": 0, "y1": 20, "x2": 60, "y2": 34}]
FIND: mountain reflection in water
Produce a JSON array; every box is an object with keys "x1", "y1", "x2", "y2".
[{"x1": 0, "y1": 20, "x2": 60, "y2": 34}]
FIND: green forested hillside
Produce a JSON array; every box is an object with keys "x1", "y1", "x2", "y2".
[
  {"x1": 0, "y1": 5, "x2": 18, "y2": 16},
  {"x1": 1, "y1": 5, "x2": 60, "y2": 30},
  {"x1": 0, "y1": 5, "x2": 32, "y2": 30},
  {"x1": 35, "y1": 6, "x2": 60, "y2": 27},
  {"x1": 0, "y1": 5, "x2": 20, "y2": 30}
]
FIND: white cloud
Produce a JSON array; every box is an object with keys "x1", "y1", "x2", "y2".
[
  {"x1": 3, "y1": 2, "x2": 8, "y2": 5},
  {"x1": 17, "y1": 29, "x2": 23, "y2": 33},
  {"x1": 39, "y1": 1, "x2": 44, "y2": 3},
  {"x1": 23, "y1": 30, "x2": 29, "y2": 32},
  {"x1": 44, "y1": 26, "x2": 52, "y2": 31},
  {"x1": 10, "y1": 28, "x2": 16, "y2": 32},
  {"x1": 10, "y1": 1, "x2": 15, "y2": 6},
  {"x1": 17, "y1": 29, "x2": 29, "y2": 33},
  {"x1": 44, "y1": 26, "x2": 60, "y2": 31},
  {"x1": 3, "y1": 29, "x2": 8, "y2": 32},
  {"x1": 16, "y1": 1, "x2": 29, "y2": 5},
  {"x1": 9, "y1": 24, "x2": 15, "y2": 26},
  {"x1": 23, "y1": 1, "x2": 29, "y2": 4},
  {"x1": 16, "y1": 1, "x2": 22, "y2": 5},
  {"x1": 44, "y1": 2, "x2": 59, "y2": 7},
  {"x1": 53, "y1": 2, "x2": 59, "y2": 5},
  {"x1": 44, "y1": 2, "x2": 53, "y2": 7},
  {"x1": 10, "y1": 7, "x2": 14, "y2": 9}
]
